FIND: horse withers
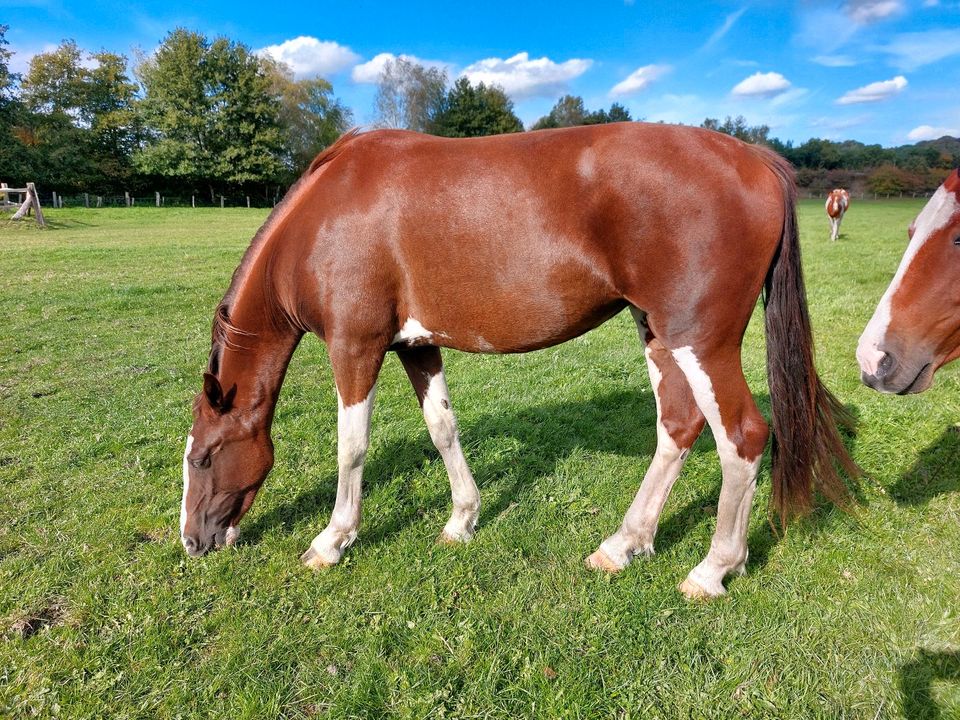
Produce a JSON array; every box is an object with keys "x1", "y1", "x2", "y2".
[
  {"x1": 826, "y1": 188, "x2": 850, "y2": 241},
  {"x1": 858, "y1": 170, "x2": 960, "y2": 394},
  {"x1": 180, "y1": 124, "x2": 858, "y2": 599}
]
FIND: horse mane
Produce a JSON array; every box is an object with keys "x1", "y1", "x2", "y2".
[{"x1": 207, "y1": 128, "x2": 364, "y2": 375}]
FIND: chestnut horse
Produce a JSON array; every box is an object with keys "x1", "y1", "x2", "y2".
[
  {"x1": 858, "y1": 169, "x2": 960, "y2": 393},
  {"x1": 181, "y1": 124, "x2": 857, "y2": 599},
  {"x1": 826, "y1": 188, "x2": 850, "y2": 241}
]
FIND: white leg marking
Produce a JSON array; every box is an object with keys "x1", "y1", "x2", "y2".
[
  {"x1": 306, "y1": 386, "x2": 376, "y2": 566},
  {"x1": 392, "y1": 318, "x2": 433, "y2": 345},
  {"x1": 672, "y1": 347, "x2": 760, "y2": 597},
  {"x1": 180, "y1": 434, "x2": 194, "y2": 541},
  {"x1": 422, "y1": 372, "x2": 480, "y2": 542},
  {"x1": 596, "y1": 344, "x2": 692, "y2": 569},
  {"x1": 858, "y1": 185, "x2": 960, "y2": 376}
]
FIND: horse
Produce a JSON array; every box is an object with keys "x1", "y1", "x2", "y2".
[
  {"x1": 825, "y1": 188, "x2": 850, "y2": 241},
  {"x1": 857, "y1": 169, "x2": 960, "y2": 394},
  {"x1": 181, "y1": 123, "x2": 858, "y2": 600}
]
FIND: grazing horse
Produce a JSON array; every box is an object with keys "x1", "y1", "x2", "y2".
[
  {"x1": 826, "y1": 188, "x2": 850, "y2": 241},
  {"x1": 181, "y1": 124, "x2": 858, "y2": 599},
  {"x1": 857, "y1": 169, "x2": 960, "y2": 394}
]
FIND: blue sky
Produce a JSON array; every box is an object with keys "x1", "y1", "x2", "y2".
[{"x1": 3, "y1": 0, "x2": 959, "y2": 145}]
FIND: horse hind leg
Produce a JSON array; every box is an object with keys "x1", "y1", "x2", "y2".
[
  {"x1": 670, "y1": 344, "x2": 768, "y2": 599},
  {"x1": 398, "y1": 346, "x2": 480, "y2": 544},
  {"x1": 587, "y1": 310, "x2": 706, "y2": 572},
  {"x1": 302, "y1": 343, "x2": 385, "y2": 569}
]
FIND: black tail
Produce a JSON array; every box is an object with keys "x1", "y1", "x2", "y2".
[{"x1": 760, "y1": 151, "x2": 860, "y2": 523}]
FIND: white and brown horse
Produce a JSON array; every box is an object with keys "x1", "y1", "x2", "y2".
[
  {"x1": 826, "y1": 188, "x2": 850, "y2": 241},
  {"x1": 181, "y1": 124, "x2": 857, "y2": 599},
  {"x1": 858, "y1": 170, "x2": 960, "y2": 393}
]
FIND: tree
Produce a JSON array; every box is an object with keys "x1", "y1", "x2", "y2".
[
  {"x1": 136, "y1": 29, "x2": 286, "y2": 196},
  {"x1": 431, "y1": 77, "x2": 522, "y2": 137},
  {"x1": 532, "y1": 96, "x2": 633, "y2": 130},
  {"x1": 701, "y1": 115, "x2": 770, "y2": 145},
  {"x1": 374, "y1": 57, "x2": 447, "y2": 132},
  {"x1": 265, "y1": 60, "x2": 352, "y2": 175},
  {"x1": 14, "y1": 41, "x2": 139, "y2": 191},
  {"x1": 0, "y1": 25, "x2": 16, "y2": 106}
]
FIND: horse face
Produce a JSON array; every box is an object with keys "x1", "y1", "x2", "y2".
[
  {"x1": 180, "y1": 373, "x2": 273, "y2": 557},
  {"x1": 857, "y1": 171, "x2": 960, "y2": 394}
]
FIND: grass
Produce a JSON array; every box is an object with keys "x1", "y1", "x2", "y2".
[{"x1": 1, "y1": 201, "x2": 958, "y2": 719}]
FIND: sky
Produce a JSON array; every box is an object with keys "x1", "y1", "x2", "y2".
[{"x1": 3, "y1": 0, "x2": 959, "y2": 146}]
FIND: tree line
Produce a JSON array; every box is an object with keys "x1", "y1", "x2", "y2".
[{"x1": 2, "y1": 24, "x2": 958, "y2": 201}]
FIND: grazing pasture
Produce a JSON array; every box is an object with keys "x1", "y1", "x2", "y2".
[{"x1": 1, "y1": 201, "x2": 958, "y2": 719}]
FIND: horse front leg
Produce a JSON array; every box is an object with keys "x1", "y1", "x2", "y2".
[
  {"x1": 397, "y1": 346, "x2": 480, "y2": 543},
  {"x1": 302, "y1": 344, "x2": 384, "y2": 569}
]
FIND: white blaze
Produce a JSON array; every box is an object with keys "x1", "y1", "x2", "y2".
[
  {"x1": 857, "y1": 186, "x2": 960, "y2": 375},
  {"x1": 181, "y1": 434, "x2": 194, "y2": 538}
]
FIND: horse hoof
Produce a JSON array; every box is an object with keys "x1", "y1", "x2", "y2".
[
  {"x1": 300, "y1": 547, "x2": 336, "y2": 570},
  {"x1": 585, "y1": 549, "x2": 621, "y2": 574},
  {"x1": 678, "y1": 577, "x2": 721, "y2": 601}
]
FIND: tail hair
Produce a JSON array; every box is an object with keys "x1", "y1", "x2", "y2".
[{"x1": 759, "y1": 149, "x2": 861, "y2": 522}]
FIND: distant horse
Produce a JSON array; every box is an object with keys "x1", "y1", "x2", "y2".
[
  {"x1": 181, "y1": 124, "x2": 858, "y2": 600},
  {"x1": 826, "y1": 188, "x2": 850, "y2": 241},
  {"x1": 858, "y1": 169, "x2": 960, "y2": 394}
]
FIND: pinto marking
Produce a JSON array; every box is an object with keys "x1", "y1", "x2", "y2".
[
  {"x1": 180, "y1": 434, "x2": 194, "y2": 540},
  {"x1": 392, "y1": 318, "x2": 434, "y2": 346}
]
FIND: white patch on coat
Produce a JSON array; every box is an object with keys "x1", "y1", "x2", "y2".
[
  {"x1": 578, "y1": 148, "x2": 597, "y2": 180},
  {"x1": 857, "y1": 185, "x2": 960, "y2": 375},
  {"x1": 180, "y1": 434, "x2": 194, "y2": 538},
  {"x1": 392, "y1": 318, "x2": 433, "y2": 345}
]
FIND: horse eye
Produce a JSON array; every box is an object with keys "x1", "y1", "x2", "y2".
[
  {"x1": 954, "y1": 236, "x2": 960, "y2": 246},
  {"x1": 189, "y1": 455, "x2": 211, "y2": 469}
]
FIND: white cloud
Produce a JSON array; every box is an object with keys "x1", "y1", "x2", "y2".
[
  {"x1": 257, "y1": 37, "x2": 359, "y2": 78},
  {"x1": 731, "y1": 72, "x2": 792, "y2": 98},
  {"x1": 879, "y1": 29, "x2": 960, "y2": 71},
  {"x1": 845, "y1": 0, "x2": 904, "y2": 24},
  {"x1": 812, "y1": 54, "x2": 858, "y2": 67},
  {"x1": 836, "y1": 75, "x2": 907, "y2": 104},
  {"x1": 459, "y1": 52, "x2": 592, "y2": 99},
  {"x1": 350, "y1": 52, "x2": 452, "y2": 84},
  {"x1": 609, "y1": 64, "x2": 671, "y2": 97},
  {"x1": 701, "y1": 7, "x2": 748, "y2": 52},
  {"x1": 907, "y1": 124, "x2": 960, "y2": 141}
]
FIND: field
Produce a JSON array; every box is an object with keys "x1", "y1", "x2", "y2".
[{"x1": 1, "y1": 199, "x2": 958, "y2": 719}]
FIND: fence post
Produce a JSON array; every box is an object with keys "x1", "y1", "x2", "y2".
[
  {"x1": 84, "y1": 193, "x2": 89, "y2": 208},
  {"x1": 191, "y1": 195, "x2": 195, "y2": 208},
  {"x1": 96, "y1": 196, "x2": 102, "y2": 208},
  {"x1": 125, "y1": 191, "x2": 130, "y2": 207},
  {"x1": 246, "y1": 195, "x2": 250, "y2": 208},
  {"x1": 11, "y1": 182, "x2": 45, "y2": 227},
  {"x1": 155, "y1": 191, "x2": 160, "y2": 208},
  {"x1": 220, "y1": 195, "x2": 224, "y2": 209},
  {"x1": 52, "y1": 191, "x2": 58, "y2": 208}
]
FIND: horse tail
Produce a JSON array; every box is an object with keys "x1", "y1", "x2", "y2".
[{"x1": 759, "y1": 151, "x2": 860, "y2": 523}]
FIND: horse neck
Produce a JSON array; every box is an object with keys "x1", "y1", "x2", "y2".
[{"x1": 215, "y1": 276, "x2": 302, "y2": 423}]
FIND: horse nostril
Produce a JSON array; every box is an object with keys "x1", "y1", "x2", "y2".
[
  {"x1": 876, "y1": 352, "x2": 895, "y2": 378},
  {"x1": 183, "y1": 536, "x2": 199, "y2": 555}
]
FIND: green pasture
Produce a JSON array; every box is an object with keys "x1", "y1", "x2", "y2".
[{"x1": 1, "y1": 200, "x2": 958, "y2": 719}]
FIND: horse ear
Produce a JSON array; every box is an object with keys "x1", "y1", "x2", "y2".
[{"x1": 203, "y1": 372, "x2": 224, "y2": 410}]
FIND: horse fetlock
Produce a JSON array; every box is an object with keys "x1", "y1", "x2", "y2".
[{"x1": 302, "y1": 526, "x2": 357, "y2": 569}]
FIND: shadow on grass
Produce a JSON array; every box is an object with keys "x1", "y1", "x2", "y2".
[
  {"x1": 243, "y1": 389, "x2": 858, "y2": 569},
  {"x1": 899, "y1": 650, "x2": 960, "y2": 719},
  {"x1": 891, "y1": 425, "x2": 960, "y2": 506}
]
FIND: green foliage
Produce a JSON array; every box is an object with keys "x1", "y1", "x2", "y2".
[
  {"x1": 265, "y1": 61, "x2": 353, "y2": 174},
  {"x1": 136, "y1": 29, "x2": 286, "y2": 192},
  {"x1": 431, "y1": 77, "x2": 522, "y2": 137},
  {"x1": 374, "y1": 57, "x2": 447, "y2": 132},
  {"x1": 532, "y1": 95, "x2": 633, "y2": 130},
  {"x1": 702, "y1": 115, "x2": 770, "y2": 144},
  {"x1": 0, "y1": 24, "x2": 17, "y2": 105}
]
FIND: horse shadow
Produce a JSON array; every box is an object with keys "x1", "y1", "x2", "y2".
[
  {"x1": 890, "y1": 424, "x2": 960, "y2": 506},
  {"x1": 898, "y1": 650, "x2": 960, "y2": 719},
  {"x1": 242, "y1": 388, "x2": 854, "y2": 571}
]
